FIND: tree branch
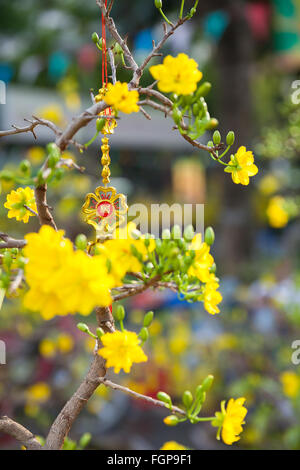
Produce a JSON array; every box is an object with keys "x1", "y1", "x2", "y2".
[
  {"x1": 45, "y1": 306, "x2": 114, "y2": 450},
  {"x1": 35, "y1": 185, "x2": 57, "y2": 230},
  {"x1": 0, "y1": 234, "x2": 26, "y2": 249},
  {"x1": 112, "y1": 274, "x2": 161, "y2": 302},
  {"x1": 0, "y1": 416, "x2": 43, "y2": 450},
  {"x1": 98, "y1": 378, "x2": 186, "y2": 416}
]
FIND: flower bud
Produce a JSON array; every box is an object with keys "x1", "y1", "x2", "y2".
[
  {"x1": 206, "y1": 118, "x2": 219, "y2": 130},
  {"x1": 19, "y1": 160, "x2": 31, "y2": 174},
  {"x1": 77, "y1": 323, "x2": 89, "y2": 333},
  {"x1": 204, "y1": 227, "x2": 215, "y2": 246},
  {"x1": 163, "y1": 415, "x2": 179, "y2": 426},
  {"x1": 143, "y1": 311, "x2": 154, "y2": 327},
  {"x1": 92, "y1": 32, "x2": 99, "y2": 44},
  {"x1": 202, "y1": 375, "x2": 214, "y2": 392},
  {"x1": 183, "y1": 225, "x2": 195, "y2": 242},
  {"x1": 79, "y1": 433, "x2": 92, "y2": 449},
  {"x1": 155, "y1": 0, "x2": 163, "y2": 8},
  {"x1": 226, "y1": 131, "x2": 235, "y2": 146},
  {"x1": 182, "y1": 390, "x2": 193, "y2": 409},
  {"x1": 213, "y1": 131, "x2": 221, "y2": 145},
  {"x1": 75, "y1": 234, "x2": 87, "y2": 250},
  {"x1": 0, "y1": 170, "x2": 14, "y2": 182},
  {"x1": 172, "y1": 107, "x2": 182, "y2": 126},
  {"x1": 96, "y1": 118, "x2": 106, "y2": 132},
  {"x1": 157, "y1": 391, "x2": 172, "y2": 405},
  {"x1": 171, "y1": 225, "x2": 181, "y2": 240},
  {"x1": 139, "y1": 327, "x2": 149, "y2": 342},
  {"x1": 162, "y1": 229, "x2": 171, "y2": 240},
  {"x1": 96, "y1": 327, "x2": 104, "y2": 339},
  {"x1": 196, "y1": 82, "x2": 212, "y2": 98},
  {"x1": 116, "y1": 304, "x2": 125, "y2": 321}
]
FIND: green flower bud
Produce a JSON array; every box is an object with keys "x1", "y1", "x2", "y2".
[
  {"x1": 202, "y1": 375, "x2": 214, "y2": 392},
  {"x1": 183, "y1": 225, "x2": 195, "y2": 242},
  {"x1": 226, "y1": 131, "x2": 235, "y2": 146},
  {"x1": 209, "y1": 263, "x2": 216, "y2": 274},
  {"x1": 79, "y1": 433, "x2": 92, "y2": 449},
  {"x1": 96, "y1": 327, "x2": 105, "y2": 339},
  {"x1": 196, "y1": 82, "x2": 212, "y2": 98},
  {"x1": 182, "y1": 390, "x2": 193, "y2": 410},
  {"x1": 189, "y1": 7, "x2": 196, "y2": 17},
  {"x1": 192, "y1": 103, "x2": 200, "y2": 116},
  {"x1": 155, "y1": 0, "x2": 163, "y2": 8},
  {"x1": 47, "y1": 142, "x2": 60, "y2": 157},
  {"x1": 75, "y1": 234, "x2": 87, "y2": 251},
  {"x1": 139, "y1": 327, "x2": 149, "y2": 342},
  {"x1": 114, "y1": 42, "x2": 123, "y2": 54},
  {"x1": 172, "y1": 107, "x2": 182, "y2": 126},
  {"x1": 3, "y1": 251, "x2": 12, "y2": 268},
  {"x1": 77, "y1": 323, "x2": 89, "y2": 333},
  {"x1": 213, "y1": 131, "x2": 221, "y2": 145},
  {"x1": 206, "y1": 118, "x2": 219, "y2": 130},
  {"x1": 19, "y1": 160, "x2": 31, "y2": 174},
  {"x1": 143, "y1": 311, "x2": 154, "y2": 327},
  {"x1": 96, "y1": 118, "x2": 106, "y2": 132},
  {"x1": 116, "y1": 304, "x2": 125, "y2": 321},
  {"x1": 48, "y1": 153, "x2": 60, "y2": 169},
  {"x1": 204, "y1": 227, "x2": 215, "y2": 246},
  {"x1": 157, "y1": 391, "x2": 172, "y2": 405},
  {"x1": 164, "y1": 415, "x2": 179, "y2": 426},
  {"x1": 53, "y1": 168, "x2": 64, "y2": 181},
  {"x1": 162, "y1": 229, "x2": 171, "y2": 240},
  {"x1": 171, "y1": 225, "x2": 181, "y2": 240},
  {"x1": 92, "y1": 32, "x2": 99, "y2": 44}
]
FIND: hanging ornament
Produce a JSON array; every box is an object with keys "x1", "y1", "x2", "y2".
[{"x1": 82, "y1": 2, "x2": 128, "y2": 241}]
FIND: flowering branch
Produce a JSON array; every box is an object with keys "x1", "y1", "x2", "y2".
[
  {"x1": 0, "y1": 416, "x2": 43, "y2": 450},
  {"x1": 97, "y1": 378, "x2": 186, "y2": 416}
]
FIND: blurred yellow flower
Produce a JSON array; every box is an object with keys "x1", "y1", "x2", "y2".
[
  {"x1": 4, "y1": 187, "x2": 37, "y2": 223},
  {"x1": 99, "y1": 82, "x2": 139, "y2": 114},
  {"x1": 280, "y1": 371, "x2": 300, "y2": 398},
  {"x1": 258, "y1": 174, "x2": 280, "y2": 196},
  {"x1": 226, "y1": 146, "x2": 258, "y2": 186},
  {"x1": 213, "y1": 397, "x2": 247, "y2": 445},
  {"x1": 150, "y1": 53, "x2": 202, "y2": 95},
  {"x1": 39, "y1": 338, "x2": 56, "y2": 358},
  {"x1": 26, "y1": 146, "x2": 46, "y2": 165},
  {"x1": 26, "y1": 382, "x2": 50, "y2": 404},
  {"x1": 99, "y1": 330, "x2": 147, "y2": 373},
  {"x1": 267, "y1": 196, "x2": 289, "y2": 228},
  {"x1": 160, "y1": 441, "x2": 187, "y2": 450},
  {"x1": 57, "y1": 333, "x2": 74, "y2": 354},
  {"x1": 36, "y1": 104, "x2": 64, "y2": 126}
]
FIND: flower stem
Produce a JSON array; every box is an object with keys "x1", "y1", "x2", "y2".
[
  {"x1": 159, "y1": 8, "x2": 172, "y2": 25},
  {"x1": 179, "y1": 0, "x2": 185, "y2": 19}
]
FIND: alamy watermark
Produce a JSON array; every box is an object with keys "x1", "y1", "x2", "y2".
[
  {"x1": 291, "y1": 340, "x2": 300, "y2": 365},
  {"x1": 0, "y1": 340, "x2": 6, "y2": 365}
]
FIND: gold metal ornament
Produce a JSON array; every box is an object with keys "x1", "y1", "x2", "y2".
[{"x1": 82, "y1": 115, "x2": 128, "y2": 239}]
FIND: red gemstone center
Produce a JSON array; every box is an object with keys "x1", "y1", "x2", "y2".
[{"x1": 96, "y1": 201, "x2": 113, "y2": 218}]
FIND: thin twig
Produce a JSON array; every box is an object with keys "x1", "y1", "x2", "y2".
[
  {"x1": 0, "y1": 416, "x2": 43, "y2": 450},
  {"x1": 98, "y1": 378, "x2": 186, "y2": 416},
  {"x1": 0, "y1": 234, "x2": 26, "y2": 249}
]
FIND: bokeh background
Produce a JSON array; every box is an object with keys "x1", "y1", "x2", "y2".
[{"x1": 1, "y1": 0, "x2": 300, "y2": 450}]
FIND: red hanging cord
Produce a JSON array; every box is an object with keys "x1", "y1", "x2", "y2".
[{"x1": 101, "y1": 1, "x2": 111, "y2": 118}]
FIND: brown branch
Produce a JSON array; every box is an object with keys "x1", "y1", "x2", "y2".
[
  {"x1": 112, "y1": 274, "x2": 161, "y2": 302},
  {"x1": 139, "y1": 87, "x2": 173, "y2": 107},
  {"x1": 97, "y1": 0, "x2": 138, "y2": 73},
  {"x1": 0, "y1": 416, "x2": 43, "y2": 450},
  {"x1": 34, "y1": 185, "x2": 57, "y2": 230},
  {"x1": 8, "y1": 269, "x2": 24, "y2": 295},
  {"x1": 98, "y1": 379, "x2": 186, "y2": 416},
  {"x1": 180, "y1": 133, "x2": 224, "y2": 159},
  {"x1": 108, "y1": 48, "x2": 117, "y2": 84},
  {"x1": 0, "y1": 233, "x2": 26, "y2": 249},
  {"x1": 45, "y1": 306, "x2": 114, "y2": 450}
]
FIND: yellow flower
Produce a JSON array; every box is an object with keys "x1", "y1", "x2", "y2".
[
  {"x1": 150, "y1": 53, "x2": 202, "y2": 95},
  {"x1": 36, "y1": 104, "x2": 64, "y2": 125},
  {"x1": 203, "y1": 275, "x2": 222, "y2": 315},
  {"x1": 226, "y1": 146, "x2": 258, "y2": 186},
  {"x1": 24, "y1": 225, "x2": 115, "y2": 320},
  {"x1": 39, "y1": 338, "x2": 56, "y2": 358},
  {"x1": 280, "y1": 371, "x2": 300, "y2": 398},
  {"x1": 212, "y1": 397, "x2": 247, "y2": 445},
  {"x1": 160, "y1": 441, "x2": 187, "y2": 450},
  {"x1": 57, "y1": 333, "x2": 74, "y2": 354},
  {"x1": 100, "y1": 82, "x2": 139, "y2": 114},
  {"x1": 258, "y1": 174, "x2": 280, "y2": 196},
  {"x1": 26, "y1": 382, "x2": 51, "y2": 404},
  {"x1": 267, "y1": 196, "x2": 289, "y2": 228},
  {"x1": 4, "y1": 187, "x2": 37, "y2": 223},
  {"x1": 98, "y1": 330, "x2": 147, "y2": 373},
  {"x1": 188, "y1": 234, "x2": 214, "y2": 283},
  {"x1": 26, "y1": 146, "x2": 46, "y2": 164}
]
